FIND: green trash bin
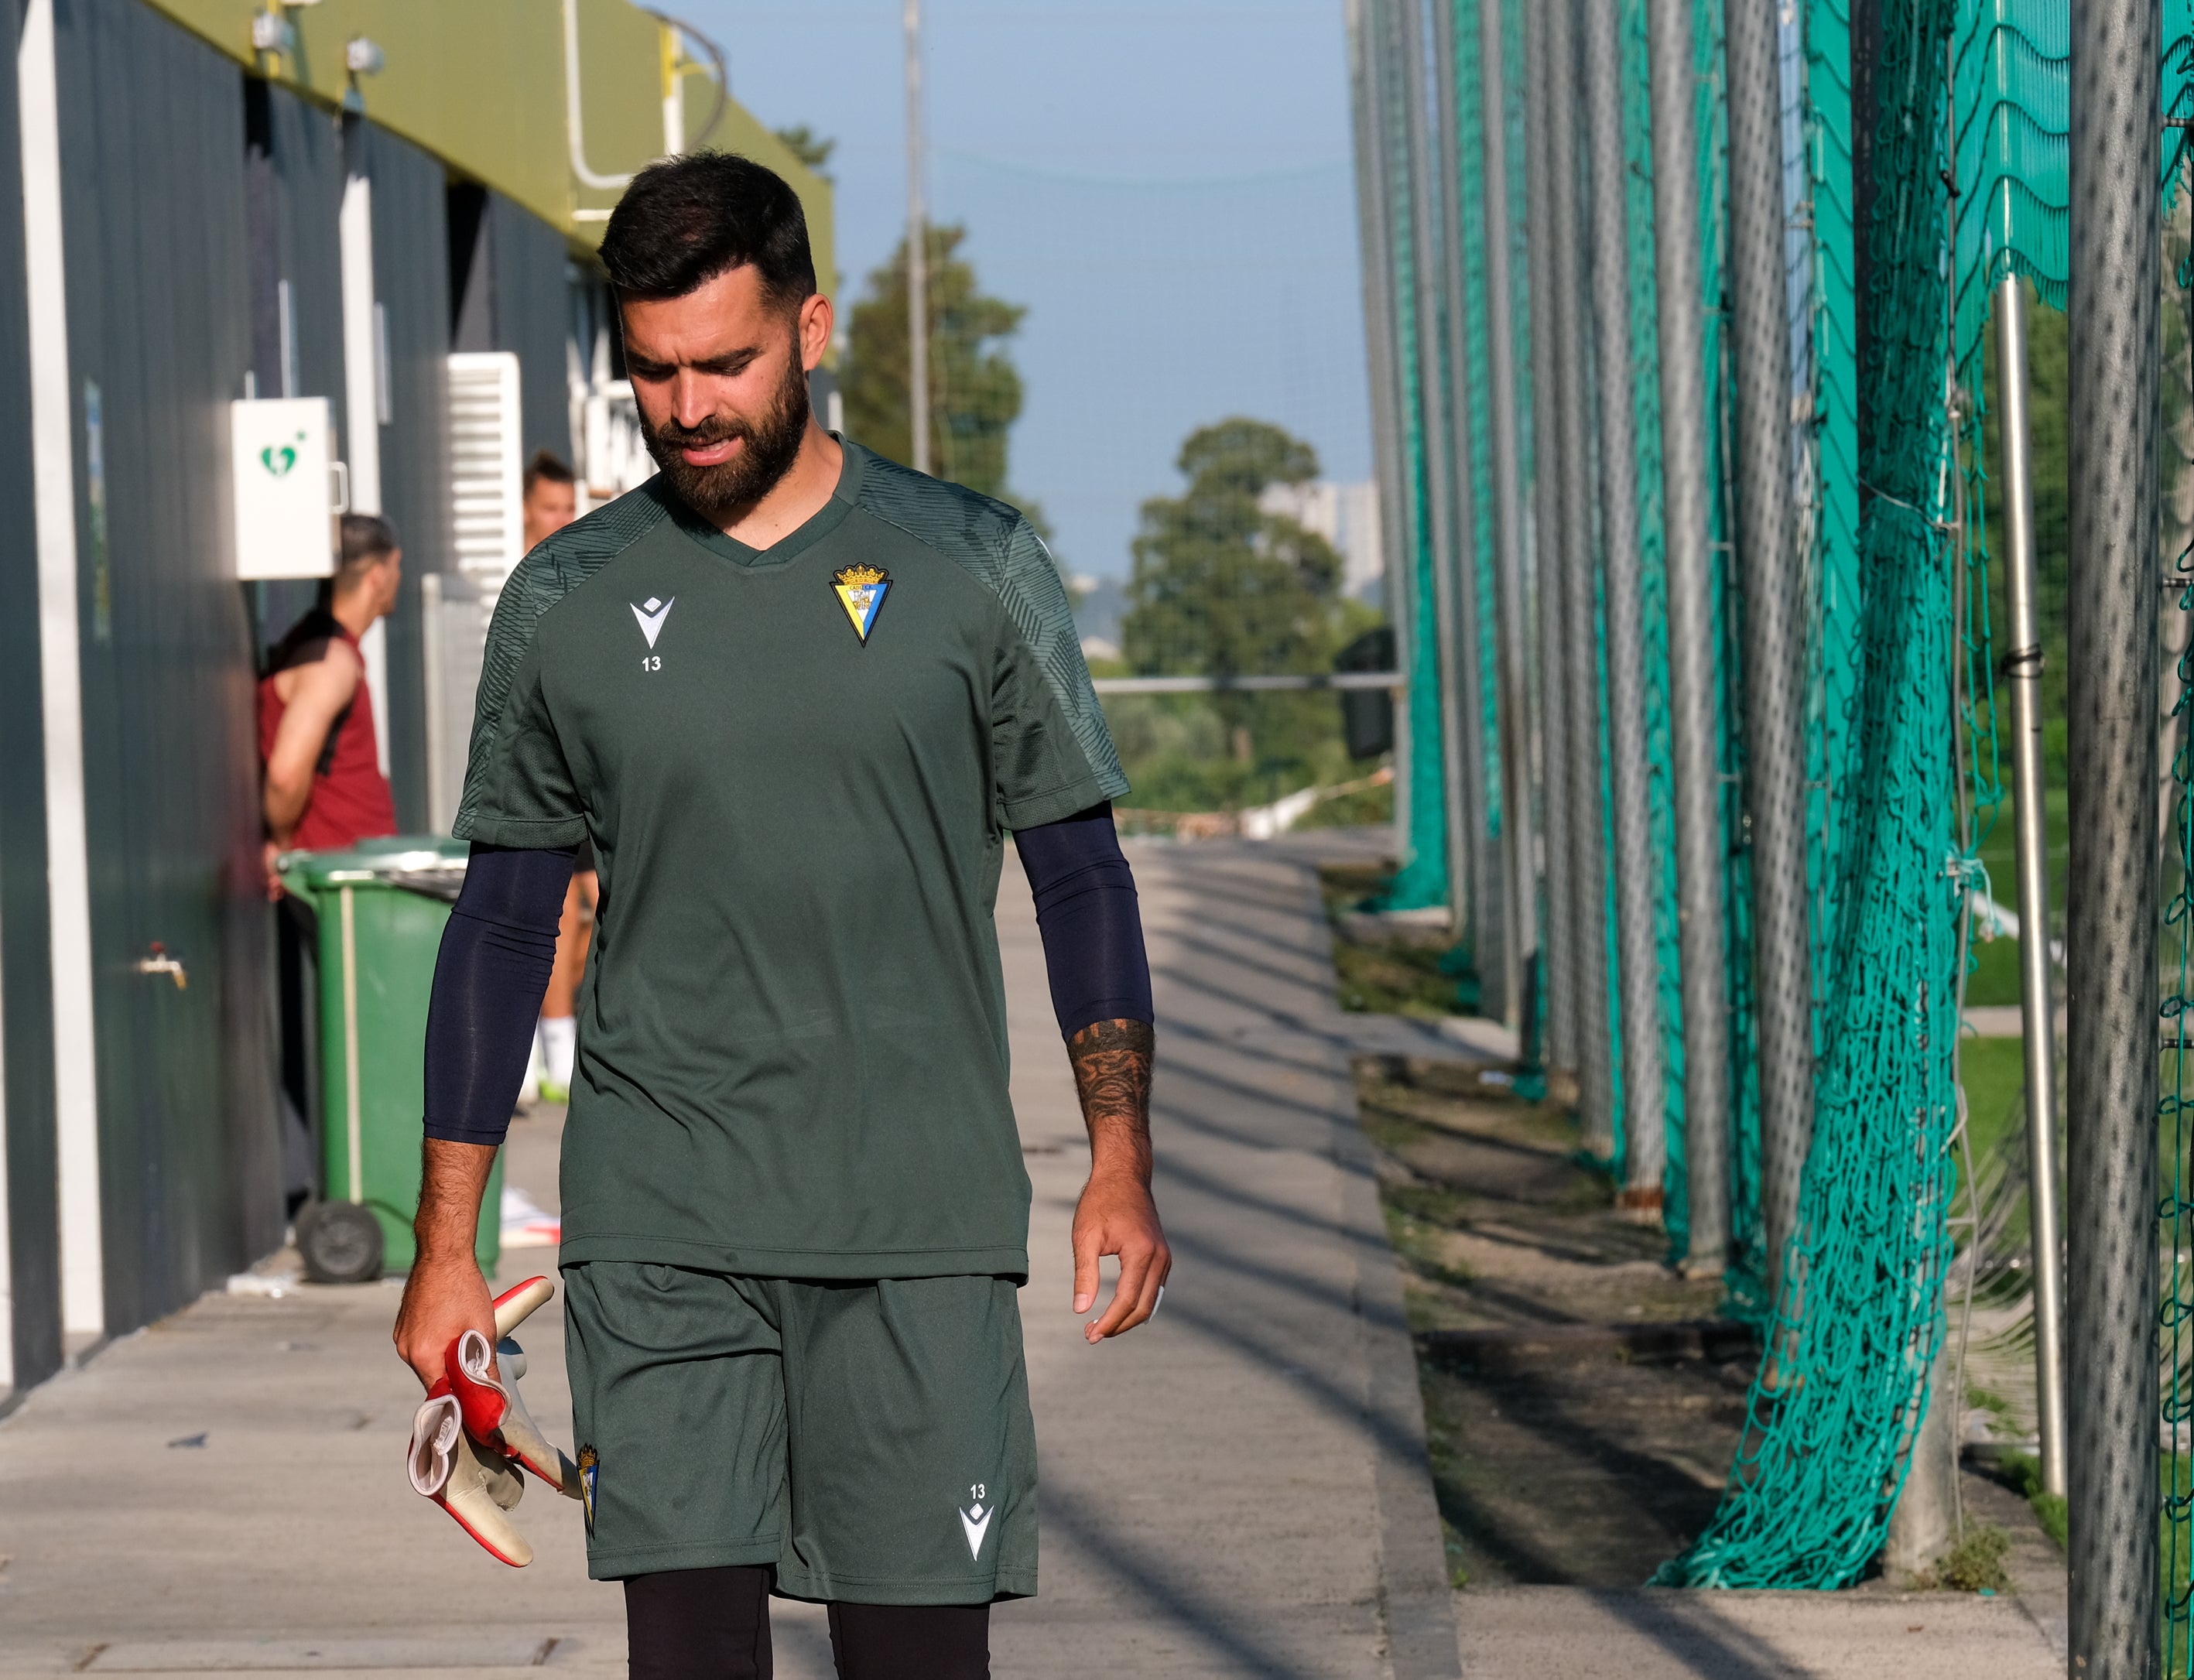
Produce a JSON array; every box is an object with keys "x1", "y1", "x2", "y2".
[{"x1": 282, "y1": 837, "x2": 502, "y2": 1281}]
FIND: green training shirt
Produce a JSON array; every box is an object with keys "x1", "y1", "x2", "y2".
[{"x1": 454, "y1": 441, "x2": 1128, "y2": 1279}]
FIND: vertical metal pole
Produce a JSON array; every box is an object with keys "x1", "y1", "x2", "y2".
[
  {"x1": 903, "y1": 0, "x2": 929, "y2": 476},
  {"x1": 1398, "y1": 0, "x2": 1476, "y2": 935},
  {"x1": 1477, "y1": 0, "x2": 1537, "y2": 1033},
  {"x1": 2066, "y1": 0, "x2": 2161, "y2": 1664},
  {"x1": 1581, "y1": 0, "x2": 1666, "y2": 1209},
  {"x1": 1645, "y1": 0, "x2": 1732, "y2": 1270},
  {"x1": 1725, "y1": 0, "x2": 1813, "y2": 1299},
  {"x1": 1347, "y1": 0, "x2": 1415, "y2": 878},
  {"x1": 1525, "y1": 0, "x2": 1579, "y2": 1076},
  {"x1": 1431, "y1": 0, "x2": 1504, "y2": 992},
  {"x1": 1994, "y1": 277, "x2": 2067, "y2": 1499},
  {"x1": 1548, "y1": 0, "x2": 1617, "y2": 1155}
]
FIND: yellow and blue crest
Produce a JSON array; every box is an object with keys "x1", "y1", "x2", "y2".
[
  {"x1": 831, "y1": 564, "x2": 891, "y2": 643},
  {"x1": 577, "y1": 1444, "x2": 597, "y2": 1535}
]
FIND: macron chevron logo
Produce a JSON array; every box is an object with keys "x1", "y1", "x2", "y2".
[{"x1": 631, "y1": 596, "x2": 674, "y2": 648}]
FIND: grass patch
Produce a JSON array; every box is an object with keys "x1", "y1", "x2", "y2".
[
  {"x1": 1956, "y1": 1036, "x2": 2029, "y2": 1172},
  {"x1": 1996, "y1": 1452, "x2": 2070, "y2": 1552},
  {"x1": 1915, "y1": 1524, "x2": 2011, "y2": 1593}
]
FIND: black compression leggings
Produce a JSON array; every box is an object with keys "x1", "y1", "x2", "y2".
[{"x1": 625, "y1": 1565, "x2": 991, "y2": 1680}]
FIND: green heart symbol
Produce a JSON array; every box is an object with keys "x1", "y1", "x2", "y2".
[{"x1": 260, "y1": 444, "x2": 296, "y2": 477}]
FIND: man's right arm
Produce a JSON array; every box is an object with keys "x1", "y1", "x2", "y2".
[
  {"x1": 263, "y1": 645, "x2": 361, "y2": 843},
  {"x1": 392, "y1": 843, "x2": 575, "y2": 1389}
]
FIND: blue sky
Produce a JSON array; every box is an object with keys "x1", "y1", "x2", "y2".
[{"x1": 678, "y1": 1, "x2": 1373, "y2": 580}]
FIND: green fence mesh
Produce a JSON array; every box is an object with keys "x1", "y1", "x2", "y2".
[{"x1": 1658, "y1": 0, "x2": 1975, "y2": 1586}]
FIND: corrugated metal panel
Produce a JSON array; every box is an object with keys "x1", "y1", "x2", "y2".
[
  {"x1": 54, "y1": 0, "x2": 281, "y2": 1334},
  {"x1": 356, "y1": 117, "x2": 453, "y2": 831},
  {"x1": 0, "y1": 0, "x2": 60, "y2": 1394},
  {"x1": 488, "y1": 192, "x2": 575, "y2": 465}
]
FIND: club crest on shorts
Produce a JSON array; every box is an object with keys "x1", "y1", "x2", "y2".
[
  {"x1": 830, "y1": 564, "x2": 891, "y2": 643},
  {"x1": 577, "y1": 1445, "x2": 598, "y2": 1535}
]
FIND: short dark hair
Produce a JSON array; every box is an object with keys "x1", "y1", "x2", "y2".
[
  {"x1": 336, "y1": 513, "x2": 399, "y2": 584},
  {"x1": 599, "y1": 152, "x2": 816, "y2": 312},
  {"x1": 523, "y1": 450, "x2": 575, "y2": 497}
]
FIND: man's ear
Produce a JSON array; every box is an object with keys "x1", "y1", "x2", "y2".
[{"x1": 798, "y1": 293, "x2": 833, "y2": 374}]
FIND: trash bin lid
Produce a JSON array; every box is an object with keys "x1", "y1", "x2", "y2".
[{"x1": 282, "y1": 836, "x2": 471, "y2": 902}]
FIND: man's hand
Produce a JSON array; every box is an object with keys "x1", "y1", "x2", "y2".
[
  {"x1": 1065, "y1": 1018, "x2": 1169, "y2": 1342},
  {"x1": 1071, "y1": 1168, "x2": 1170, "y2": 1342},
  {"x1": 392, "y1": 1139, "x2": 500, "y2": 1388},
  {"x1": 393, "y1": 1251, "x2": 494, "y2": 1390},
  {"x1": 262, "y1": 839, "x2": 288, "y2": 903}
]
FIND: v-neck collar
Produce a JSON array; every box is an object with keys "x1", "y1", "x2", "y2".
[{"x1": 659, "y1": 436, "x2": 868, "y2": 570}]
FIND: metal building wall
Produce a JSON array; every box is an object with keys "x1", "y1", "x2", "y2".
[
  {"x1": 0, "y1": 0, "x2": 60, "y2": 1394},
  {"x1": 52, "y1": 0, "x2": 282, "y2": 1336},
  {"x1": 450, "y1": 183, "x2": 578, "y2": 468},
  {"x1": 354, "y1": 118, "x2": 454, "y2": 833}
]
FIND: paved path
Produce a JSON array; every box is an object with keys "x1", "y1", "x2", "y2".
[
  {"x1": 0, "y1": 835, "x2": 2062, "y2": 1678},
  {"x1": 0, "y1": 838, "x2": 1455, "y2": 1679}
]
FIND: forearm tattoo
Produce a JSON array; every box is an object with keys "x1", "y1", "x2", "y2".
[{"x1": 1067, "y1": 1018, "x2": 1155, "y2": 1179}]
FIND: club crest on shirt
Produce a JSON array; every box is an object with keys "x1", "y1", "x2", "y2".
[
  {"x1": 830, "y1": 564, "x2": 891, "y2": 644},
  {"x1": 577, "y1": 1445, "x2": 598, "y2": 1535}
]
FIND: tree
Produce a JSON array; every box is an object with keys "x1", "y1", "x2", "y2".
[
  {"x1": 1120, "y1": 419, "x2": 1360, "y2": 778},
  {"x1": 772, "y1": 125, "x2": 835, "y2": 180},
  {"x1": 840, "y1": 225, "x2": 1030, "y2": 504},
  {"x1": 1122, "y1": 419, "x2": 1345, "y2": 682}
]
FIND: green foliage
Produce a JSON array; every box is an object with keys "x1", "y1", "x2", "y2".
[
  {"x1": 1111, "y1": 419, "x2": 1376, "y2": 809},
  {"x1": 772, "y1": 125, "x2": 835, "y2": 180},
  {"x1": 840, "y1": 225, "x2": 1030, "y2": 506},
  {"x1": 1999, "y1": 1452, "x2": 2069, "y2": 1551},
  {"x1": 1920, "y1": 1525, "x2": 2011, "y2": 1593}
]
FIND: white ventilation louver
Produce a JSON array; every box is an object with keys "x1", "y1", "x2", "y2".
[{"x1": 447, "y1": 351, "x2": 523, "y2": 600}]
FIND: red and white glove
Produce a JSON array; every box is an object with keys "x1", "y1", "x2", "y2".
[{"x1": 404, "y1": 1277, "x2": 579, "y2": 1567}]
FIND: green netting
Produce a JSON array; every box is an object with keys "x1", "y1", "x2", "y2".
[
  {"x1": 1448, "y1": 1, "x2": 1505, "y2": 886},
  {"x1": 1658, "y1": 0, "x2": 1977, "y2": 1585},
  {"x1": 1374, "y1": 10, "x2": 1450, "y2": 917}
]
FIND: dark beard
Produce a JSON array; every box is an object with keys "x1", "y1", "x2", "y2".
[{"x1": 640, "y1": 348, "x2": 811, "y2": 524}]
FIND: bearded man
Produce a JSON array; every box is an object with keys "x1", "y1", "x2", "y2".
[{"x1": 391, "y1": 152, "x2": 1168, "y2": 1680}]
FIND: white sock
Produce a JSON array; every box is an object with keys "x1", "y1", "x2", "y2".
[{"x1": 541, "y1": 1015, "x2": 577, "y2": 1087}]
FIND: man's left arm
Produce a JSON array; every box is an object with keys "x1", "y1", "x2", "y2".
[{"x1": 1015, "y1": 805, "x2": 1171, "y2": 1343}]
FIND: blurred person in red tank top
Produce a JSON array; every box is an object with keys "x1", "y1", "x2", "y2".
[{"x1": 258, "y1": 514, "x2": 403, "y2": 898}]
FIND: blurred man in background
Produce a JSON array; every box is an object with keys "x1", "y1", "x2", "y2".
[
  {"x1": 519, "y1": 450, "x2": 592, "y2": 1104},
  {"x1": 258, "y1": 513, "x2": 402, "y2": 895}
]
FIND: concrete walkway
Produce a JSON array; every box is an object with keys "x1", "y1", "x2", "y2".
[{"x1": 0, "y1": 835, "x2": 2062, "y2": 1678}]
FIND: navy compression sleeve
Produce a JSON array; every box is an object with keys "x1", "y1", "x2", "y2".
[
  {"x1": 422, "y1": 843, "x2": 576, "y2": 1147},
  {"x1": 1013, "y1": 803, "x2": 1153, "y2": 1038}
]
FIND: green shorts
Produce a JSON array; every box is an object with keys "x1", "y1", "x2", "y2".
[{"x1": 562, "y1": 1264, "x2": 1038, "y2": 1603}]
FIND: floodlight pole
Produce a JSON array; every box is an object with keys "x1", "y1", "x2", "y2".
[
  {"x1": 1994, "y1": 276, "x2": 2066, "y2": 1500},
  {"x1": 2066, "y1": 0, "x2": 2161, "y2": 1668},
  {"x1": 1644, "y1": 0, "x2": 1731, "y2": 1269},
  {"x1": 1477, "y1": 0, "x2": 1537, "y2": 1034},
  {"x1": 904, "y1": 0, "x2": 929, "y2": 476},
  {"x1": 1581, "y1": 0, "x2": 1666, "y2": 1210}
]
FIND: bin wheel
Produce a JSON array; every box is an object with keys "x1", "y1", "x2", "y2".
[{"x1": 297, "y1": 1201, "x2": 385, "y2": 1285}]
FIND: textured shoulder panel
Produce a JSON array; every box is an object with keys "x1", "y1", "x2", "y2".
[
  {"x1": 855, "y1": 450, "x2": 1128, "y2": 799},
  {"x1": 453, "y1": 484, "x2": 671, "y2": 835}
]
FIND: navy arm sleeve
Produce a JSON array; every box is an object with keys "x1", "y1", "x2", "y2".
[
  {"x1": 422, "y1": 843, "x2": 576, "y2": 1147},
  {"x1": 1012, "y1": 803, "x2": 1153, "y2": 1039}
]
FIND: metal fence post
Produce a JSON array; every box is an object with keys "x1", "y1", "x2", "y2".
[
  {"x1": 1547, "y1": 0, "x2": 1617, "y2": 1155},
  {"x1": 1477, "y1": 0, "x2": 1538, "y2": 1035},
  {"x1": 2066, "y1": 0, "x2": 2161, "y2": 1666},
  {"x1": 1581, "y1": 0, "x2": 1668, "y2": 1209},
  {"x1": 1645, "y1": 0, "x2": 1732, "y2": 1269},
  {"x1": 1524, "y1": 0, "x2": 1578, "y2": 1078},
  {"x1": 1431, "y1": 0, "x2": 1505, "y2": 1007},
  {"x1": 1398, "y1": 0, "x2": 1483, "y2": 946},
  {"x1": 1724, "y1": 0, "x2": 1813, "y2": 1298},
  {"x1": 1994, "y1": 276, "x2": 2067, "y2": 1499}
]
